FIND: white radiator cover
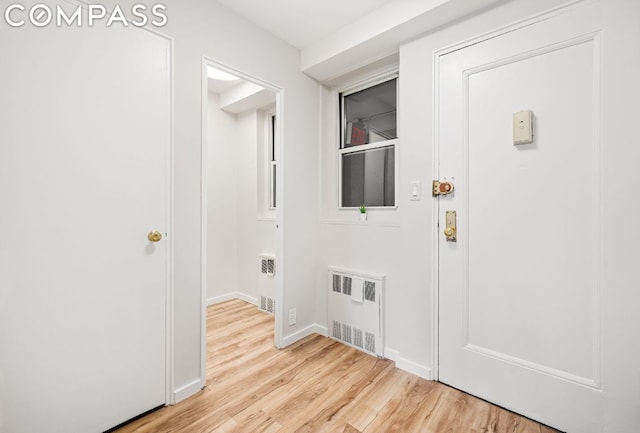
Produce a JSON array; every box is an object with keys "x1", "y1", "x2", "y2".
[
  {"x1": 328, "y1": 266, "x2": 385, "y2": 357},
  {"x1": 258, "y1": 254, "x2": 276, "y2": 314}
]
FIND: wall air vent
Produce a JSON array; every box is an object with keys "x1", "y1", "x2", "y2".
[
  {"x1": 258, "y1": 254, "x2": 276, "y2": 315},
  {"x1": 260, "y1": 295, "x2": 275, "y2": 314},
  {"x1": 260, "y1": 257, "x2": 275, "y2": 277},
  {"x1": 327, "y1": 266, "x2": 385, "y2": 357}
]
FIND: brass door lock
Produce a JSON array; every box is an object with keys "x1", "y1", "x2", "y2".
[
  {"x1": 432, "y1": 180, "x2": 455, "y2": 196},
  {"x1": 444, "y1": 211, "x2": 456, "y2": 242}
]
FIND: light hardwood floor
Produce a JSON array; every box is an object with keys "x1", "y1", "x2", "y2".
[{"x1": 114, "y1": 299, "x2": 559, "y2": 433}]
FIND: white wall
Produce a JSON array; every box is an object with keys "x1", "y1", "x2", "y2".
[
  {"x1": 234, "y1": 110, "x2": 261, "y2": 301},
  {"x1": 207, "y1": 96, "x2": 276, "y2": 305},
  {"x1": 207, "y1": 93, "x2": 239, "y2": 301},
  {"x1": 96, "y1": 0, "x2": 321, "y2": 401}
]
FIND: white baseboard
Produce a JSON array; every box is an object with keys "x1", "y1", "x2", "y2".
[
  {"x1": 207, "y1": 292, "x2": 258, "y2": 307},
  {"x1": 172, "y1": 378, "x2": 203, "y2": 404},
  {"x1": 385, "y1": 348, "x2": 400, "y2": 361},
  {"x1": 314, "y1": 324, "x2": 329, "y2": 337},
  {"x1": 384, "y1": 347, "x2": 432, "y2": 380},
  {"x1": 281, "y1": 323, "x2": 327, "y2": 347}
]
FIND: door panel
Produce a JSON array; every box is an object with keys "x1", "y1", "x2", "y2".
[
  {"x1": 438, "y1": 3, "x2": 603, "y2": 432},
  {"x1": 0, "y1": 15, "x2": 170, "y2": 433},
  {"x1": 466, "y1": 39, "x2": 598, "y2": 382}
]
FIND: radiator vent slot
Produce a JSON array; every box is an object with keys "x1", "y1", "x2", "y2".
[
  {"x1": 332, "y1": 274, "x2": 341, "y2": 293},
  {"x1": 342, "y1": 323, "x2": 352, "y2": 344},
  {"x1": 328, "y1": 267, "x2": 384, "y2": 357},
  {"x1": 342, "y1": 276, "x2": 352, "y2": 296},
  {"x1": 353, "y1": 328, "x2": 363, "y2": 349},
  {"x1": 365, "y1": 332, "x2": 376, "y2": 353},
  {"x1": 364, "y1": 281, "x2": 376, "y2": 302},
  {"x1": 332, "y1": 320, "x2": 342, "y2": 340}
]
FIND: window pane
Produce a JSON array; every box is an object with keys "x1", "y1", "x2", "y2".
[
  {"x1": 271, "y1": 163, "x2": 277, "y2": 208},
  {"x1": 271, "y1": 115, "x2": 276, "y2": 161},
  {"x1": 343, "y1": 78, "x2": 397, "y2": 148},
  {"x1": 342, "y1": 146, "x2": 395, "y2": 207}
]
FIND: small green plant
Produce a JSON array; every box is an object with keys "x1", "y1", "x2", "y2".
[{"x1": 359, "y1": 205, "x2": 367, "y2": 214}]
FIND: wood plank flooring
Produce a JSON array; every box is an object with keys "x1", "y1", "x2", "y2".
[{"x1": 114, "y1": 299, "x2": 559, "y2": 433}]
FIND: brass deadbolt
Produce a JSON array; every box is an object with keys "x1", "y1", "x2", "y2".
[{"x1": 432, "y1": 180, "x2": 455, "y2": 196}]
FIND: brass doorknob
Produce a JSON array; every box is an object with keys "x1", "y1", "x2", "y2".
[
  {"x1": 444, "y1": 227, "x2": 456, "y2": 238},
  {"x1": 148, "y1": 231, "x2": 163, "y2": 242}
]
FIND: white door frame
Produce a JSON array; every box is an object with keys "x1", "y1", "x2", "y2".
[
  {"x1": 430, "y1": 0, "x2": 585, "y2": 381},
  {"x1": 200, "y1": 57, "x2": 285, "y2": 386},
  {"x1": 162, "y1": 31, "x2": 176, "y2": 407}
]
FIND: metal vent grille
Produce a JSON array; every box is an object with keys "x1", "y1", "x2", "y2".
[
  {"x1": 343, "y1": 276, "x2": 352, "y2": 296},
  {"x1": 342, "y1": 323, "x2": 352, "y2": 344},
  {"x1": 364, "y1": 281, "x2": 376, "y2": 302},
  {"x1": 332, "y1": 274, "x2": 341, "y2": 293},
  {"x1": 332, "y1": 319, "x2": 376, "y2": 355},
  {"x1": 267, "y1": 259, "x2": 275, "y2": 275},
  {"x1": 353, "y1": 328, "x2": 363, "y2": 348},
  {"x1": 365, "y1": 332, "x2": 376, "y2": 353},
  {"x1": 260, "y1": 257, "x2": 275, "y2": 276},
  {"x1": 332, "y1": 320, "x2": 342, "y2": 340},
  {"x1": 260, "y1": 296, "x2": 275, "y2": 314}
]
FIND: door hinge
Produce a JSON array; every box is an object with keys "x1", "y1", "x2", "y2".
[{"x1": 432, "y1": 180, "x2": 454, "y2": 197}]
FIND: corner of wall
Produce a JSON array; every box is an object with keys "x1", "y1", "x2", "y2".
[
  {"x1": 281, "y1": 323, "x2": 328, "y2": 347},
  {"x1": 384, "y1": 347, "x2": 433, "y2": 380}
]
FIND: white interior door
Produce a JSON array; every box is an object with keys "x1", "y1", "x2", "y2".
[
  {"x1": 438, "y1": 3, "x2": 605, "y2": 432},
  {"x1": 0, "y1": 14, "x2": 170, "y2": 433}
]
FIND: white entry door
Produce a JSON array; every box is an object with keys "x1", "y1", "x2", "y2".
[
  {"x1": 0, "y1": 15, "x2": 170, "y2": 433},
  {"x1": 438, "y1": 3, "x2": 606, "y2": 432}
]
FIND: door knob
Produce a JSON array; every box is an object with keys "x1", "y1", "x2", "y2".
[
  {"x1": 444, "y1": 227, "x2": 456, "y2": 238},
  {"x1": 148, "y1": 231, "x2": 162, "y2": 242}
]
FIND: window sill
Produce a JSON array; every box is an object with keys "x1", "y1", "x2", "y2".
[
  {"x1": 320, "y1": 219, "x2": 400, "y2": 228},
  {"x1": 257, "y1": 217, "x2": 275, "y2": 222},
  {"x1": 338, "y1": 206, "x2": 398, "y2": 211}
]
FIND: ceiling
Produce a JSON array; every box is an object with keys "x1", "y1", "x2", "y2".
[
  {"x1": 215, "y1": 0, "x2": 393, "y2": 49},
  {"x1": 207, "y1": 77, "x2": 241, "y2": 94},
  {"x1": 208, "y1": 76, "x2": 276, "y2": 114},
  {"x1": 214, "y1": 0, "x2": 505, "y2": 82}
]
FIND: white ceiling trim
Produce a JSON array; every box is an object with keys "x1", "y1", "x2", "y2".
[
  {"x1": 301, "y1": 0, "x2": 503, "y2": 82},
  {"x1": 215, "y1": 0, "x2": 393, "y2": 50}
]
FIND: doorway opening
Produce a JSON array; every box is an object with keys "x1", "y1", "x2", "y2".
[{"x1": 200, "y1": 58, "x2": 284, "y2": 385}]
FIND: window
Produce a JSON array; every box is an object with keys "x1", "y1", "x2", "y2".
[
  {"x1": 269, "y1": 114, "x2": 277, "y2": 209},
  {"x1": 340, "y1": 77, "x2": 397, "y2": 208}
]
